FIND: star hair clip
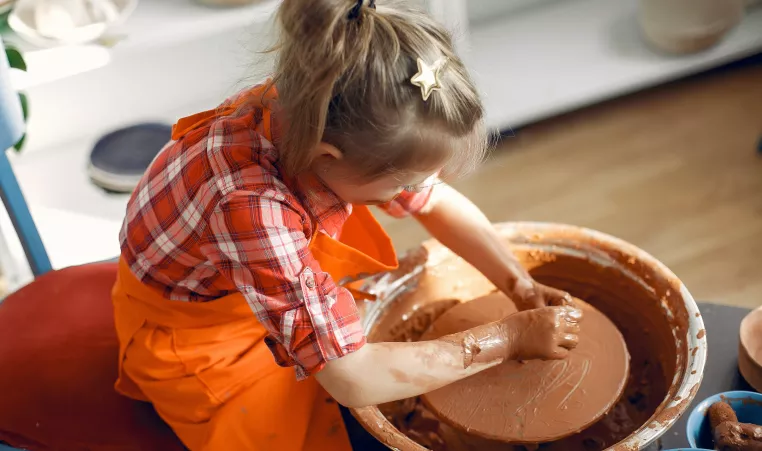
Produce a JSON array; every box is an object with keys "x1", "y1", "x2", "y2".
[{"x1": 410, "y1": 57, "x2": 448, "y2": 101}]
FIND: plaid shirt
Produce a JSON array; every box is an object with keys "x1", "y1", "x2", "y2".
[{"x1": 120, "y1": 87, "x2": 435, "y2": 379}]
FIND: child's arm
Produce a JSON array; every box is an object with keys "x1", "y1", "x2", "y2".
[
  {"x1": 414, "y1": 183, "x2": 573, "y2": 311},
  {"x1": 207, "y1": 190, "x2": 579, "y2": 409},
  {"x1": 316, "y1": 304, "x2": 581, "y2": 408}
]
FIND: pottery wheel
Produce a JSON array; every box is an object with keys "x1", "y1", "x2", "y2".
[{"x1": 420, "y1": 292, "x2": 630, "y2": 444}]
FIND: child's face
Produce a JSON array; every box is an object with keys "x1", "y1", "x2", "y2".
[
  {"x1": 312, "y1": 142, "x2": 440, "y2": 205},
  {"x1": 333, "y1": 170, "x2": 438, "y2": 205}
]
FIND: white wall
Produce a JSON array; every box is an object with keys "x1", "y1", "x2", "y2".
[{"x1": 19, "y1": 24, "x2": 273, "y2": 155}]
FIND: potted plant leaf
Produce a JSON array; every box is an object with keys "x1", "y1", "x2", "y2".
[{"x1": 3, "y1": 41, "x2": 26, "y2": 150}]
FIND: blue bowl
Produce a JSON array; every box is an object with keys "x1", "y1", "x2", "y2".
[{"x1": 686, "y1": 390, "x2": 762, "y2": 448}]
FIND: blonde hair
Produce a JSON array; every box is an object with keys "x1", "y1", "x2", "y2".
[{"x1": 267, "y1": 0, "x2": 489, "y2": 181}]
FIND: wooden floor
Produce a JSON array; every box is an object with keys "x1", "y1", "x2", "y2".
[{"x1": 378, "y1": 56, "x2": 762, "y2": 309}]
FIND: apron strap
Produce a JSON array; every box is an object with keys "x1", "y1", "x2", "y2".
[{"x1": 171, "y1": 83, "x2": 277, "y2": 141}]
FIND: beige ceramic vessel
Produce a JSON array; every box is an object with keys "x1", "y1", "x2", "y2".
[
  {"x1": 739, "y1": 306, "x2": 762, "y2": 392},
  {"x1": 639, "y1": 0, "x2": 745, "y2": 54}
]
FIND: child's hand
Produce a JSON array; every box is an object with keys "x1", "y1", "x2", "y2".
[
  {"x1": 509, "y1": 278, "x2": 575, "y2": 311},
  {"x1": 459, "y1": 305, "x2": 583, "y2": 368},
  {"x1": 502, "y1": 306, "x2": 583, "y2": 361}
]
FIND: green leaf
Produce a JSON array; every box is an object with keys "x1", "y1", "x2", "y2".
[
  {"x1": 13, "y1": 93, "x2": 29, "y2": 152},
  {"x1": 5, "y1": 46, "x2": 27, "y2": 71},
  {"x1": 18, "y1": 92, "x2": 28, "y2": 120},
  {"x1": 13, "y1": 133, "x2": 26, "y2": 152},
  {"x1": 0, "y1": 11, "x2": 10, "y2": 31}
]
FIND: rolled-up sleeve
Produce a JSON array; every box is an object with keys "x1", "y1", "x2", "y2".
[{"x1": 202, "y1": 190, "x2": 365, "y2": 380}]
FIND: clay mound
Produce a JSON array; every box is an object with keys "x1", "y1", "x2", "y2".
[{"x1": 421, "y1": 292, "x2": 630, "y2": 444}]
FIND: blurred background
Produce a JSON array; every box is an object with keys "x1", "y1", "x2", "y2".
[{"x1": 1, "y1": 0, "x2": 761, "y2": 307}]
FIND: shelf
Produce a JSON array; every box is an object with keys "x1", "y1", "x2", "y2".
[
  {"x1": 465, "y1": 0, "x2": 762, "y2": 130},
  {"x1": 106, "y1": 0, "x2": 278, "y2": 53},
  {"x1": 8, "y1": 0, "x2": 762, "y2": 115},
  {"x1": 3, "y1": 0, "x2": 278, "y2": 89}
]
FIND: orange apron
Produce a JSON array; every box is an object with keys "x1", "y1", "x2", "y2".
[{"x1": 112, "y1": 85, "x2": 398, "y2": 451}]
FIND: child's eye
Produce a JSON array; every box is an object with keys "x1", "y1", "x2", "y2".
[
  {"x1": 402, "y1": 185, "x2": 423, "y2": 193},
  {"x1": 402, "y1": 176, "x2": 442, "y2": 193}
]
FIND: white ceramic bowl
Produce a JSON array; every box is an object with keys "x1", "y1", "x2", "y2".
[{"x1": 8, "y1": 0, "x2": 137, "y2": 47}]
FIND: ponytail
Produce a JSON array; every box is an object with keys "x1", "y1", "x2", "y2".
[{"x1": 270, "y1": 0, "x2": 488, "y2": 180}]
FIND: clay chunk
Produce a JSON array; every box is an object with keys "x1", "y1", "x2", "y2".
[{"x1": 708, "y1": 401, "x2": 762, "y2": 451}]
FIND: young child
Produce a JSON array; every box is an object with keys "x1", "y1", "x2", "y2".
[{"x1": 112, "y1": 0, "x2": 583, "y2": 450}]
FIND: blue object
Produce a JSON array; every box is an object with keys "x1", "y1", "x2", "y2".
[
  {"x1": 0, "y1": 38, "x2": 52, "y2": 277},
  {"x1": 663, "y1": 449, "x2": 713, "y2": 451},
  {"x1": 686, "y1": 390, "x2": 762, "y2": 449},
  {"x1": 0, "y1": 38, "x2": 41, "y2": 451}
]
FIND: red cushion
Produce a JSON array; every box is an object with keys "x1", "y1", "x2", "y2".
[{"x1": 0, "y1": 263, "x2": 185, "y2": 451}]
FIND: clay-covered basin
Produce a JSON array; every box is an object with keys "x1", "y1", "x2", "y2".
[{"x1": 351, "y1": 222, "x2": 707, "y2": 451}]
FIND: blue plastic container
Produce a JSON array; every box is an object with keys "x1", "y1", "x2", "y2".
[{"x1": 686, "y1": 390, "x2": 762, "y2": 448}]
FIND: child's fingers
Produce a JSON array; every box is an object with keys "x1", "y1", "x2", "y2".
[
  {"x1": 549, "y1": 291, "x2": 575, "y2": 307},
  {"x1": 562, "y1": 306, "x2": 584, "y2": 323},
  {"x1": 550, "y1": 347, "x2": 570, "y2": 360},
  {"x1": 559, "y1": 333, "x2": 579, "y2": 350},
  {"x1": 564, "y1": 321, "x2": 581, "y2": 334}
]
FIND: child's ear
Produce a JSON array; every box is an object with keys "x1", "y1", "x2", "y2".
[{"x1": 314, "y1": 142, "x2": 343, "y2": 160}]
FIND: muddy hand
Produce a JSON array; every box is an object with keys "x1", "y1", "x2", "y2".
[
  {"x1": 509, "y1": 278, "x2": 575, "y2": 311},
  {"x1": 456, "y1": 305, "x2": 583, "y2": 368},
  {"x1": 504, "y1": 306, "x2": 582, "y2": 360}
]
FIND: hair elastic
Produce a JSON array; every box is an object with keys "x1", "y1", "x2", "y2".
[{"x1": 348, "y1": 0, "x2": 376, "y2": 20}]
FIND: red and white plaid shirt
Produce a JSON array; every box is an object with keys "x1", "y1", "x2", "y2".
[{"x1": 120, "y1": 87, "x2": 435, "y2": 379}]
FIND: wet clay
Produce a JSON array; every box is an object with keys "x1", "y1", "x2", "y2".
[
  {"x1": 709, "y1": 401, "x2": 762, "y2": 451},
  {"x1": 710, "y1": 400, "x2": 740, "y2": 427},
  {"x1": 365, "y1": 235, "x2": 686, "y2": 451},
  {"x1": 419, "y1": 292, "x2": 629, "y2": 444},
  {"x1": 739, "y1": 307, "x2": 762, "y2": 392}
]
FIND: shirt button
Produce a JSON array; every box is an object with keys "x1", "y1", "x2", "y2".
[{"x1": 305, "y1": 277, "x2": 316, "y2": 289}]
